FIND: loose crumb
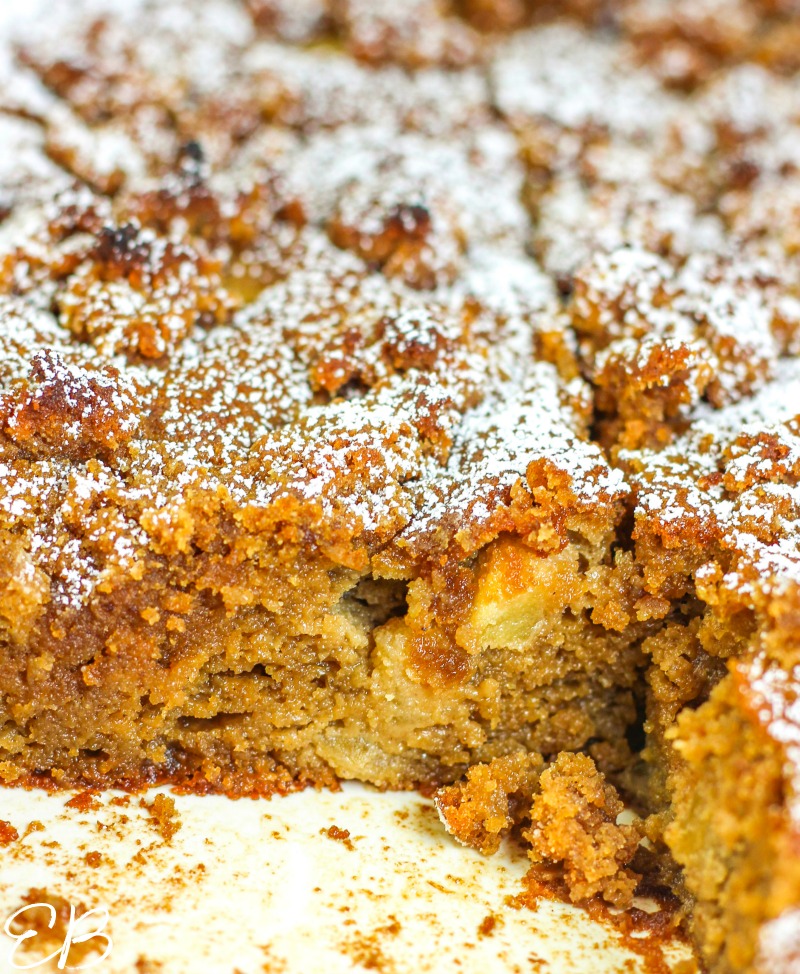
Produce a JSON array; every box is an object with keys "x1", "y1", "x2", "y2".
[
  {"x1": 524, "y1": 753, "x2": 642, "y2": 909},
  {"x1": 321, "y1": 825, "x2": 354, "y2": 850},
  {"x1": 65, "y1": 791, "x2": 102, "y2": 813},
  {"x1": 478, "y1": 913, "x2": 500, "y2": 937},
  {"x1": 140, "y1": 794, "x2": 182, "y2": 842},
  {"x1": 435, "y1": 751, "x2": 544, "y2": 855},
  {"x1": 0, "y1": 819, "x2": 19, "y2": 845}
]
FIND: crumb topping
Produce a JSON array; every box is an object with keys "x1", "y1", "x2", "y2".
[
  {"x1": 0, "y1": 0, "x2": 645, "y2": 617},
  {"x1": 624, "y1": 358, "x2": 800, "y2": 603}
]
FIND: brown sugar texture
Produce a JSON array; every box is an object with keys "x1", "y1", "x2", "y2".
[{"x1": 3, "y1": 1, "x2": 800, "y2": 971}]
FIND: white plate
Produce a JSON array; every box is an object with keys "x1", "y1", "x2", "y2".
[{"x1": 0, "y1": 784, "x2": 695, "y2": 973}]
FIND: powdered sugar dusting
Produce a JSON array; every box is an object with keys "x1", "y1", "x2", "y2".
[
  {"x1": 626, "y1": 358, "x2": 800, "y2": 603},
  {"x1": 742, "y1": 652, "x2": 800, "y2": 829},
  {"x1": 2, "y1": 0, "x2": 800, "y2": 627},
  {"x1": 757, "y1": 907, "x2": 800, "y2": 974}
]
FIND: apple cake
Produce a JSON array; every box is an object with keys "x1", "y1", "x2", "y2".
[{"x1": 2, "y1": 0, "x2": 800, "y2": 971}]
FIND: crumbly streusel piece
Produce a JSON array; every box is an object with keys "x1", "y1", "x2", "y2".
[
  {"x1": 244, "y1": 0, "x2": 330, "y2": 42},
  {"x1": 569, "y1": 247, "x2": 800, "y2": 450},
  {"x1": 618, "y1": 0, "x2": 760, "y2": 88},
  {"x1": 284, "y1": 125, "x2": 527, "y2": 289},
  {"x1": 624, "y1": 358, "x2": 800, "y2": 614},
  {"x1": 435, "y1": 751, "x2": 544, "y2": 854},
  {"x1": 530, "y1": 170, "x2": 724, "y2": 279},
  {"x1": 331, "y1": 0, "x2": 480, "y2": 68},
  {"x1": 490, "y1": 24, "x2": 671, "y2": 192},
  {"x1": 436, "y1": 750, "x2": 642, "y2": 907},
  {"x1": 524, "y1": 752, "x2": 642, "y2": 909}
]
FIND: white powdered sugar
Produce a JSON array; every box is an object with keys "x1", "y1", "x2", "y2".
[{"x1": 1, "y1": 0, "x2": 800, "y2": 631}]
